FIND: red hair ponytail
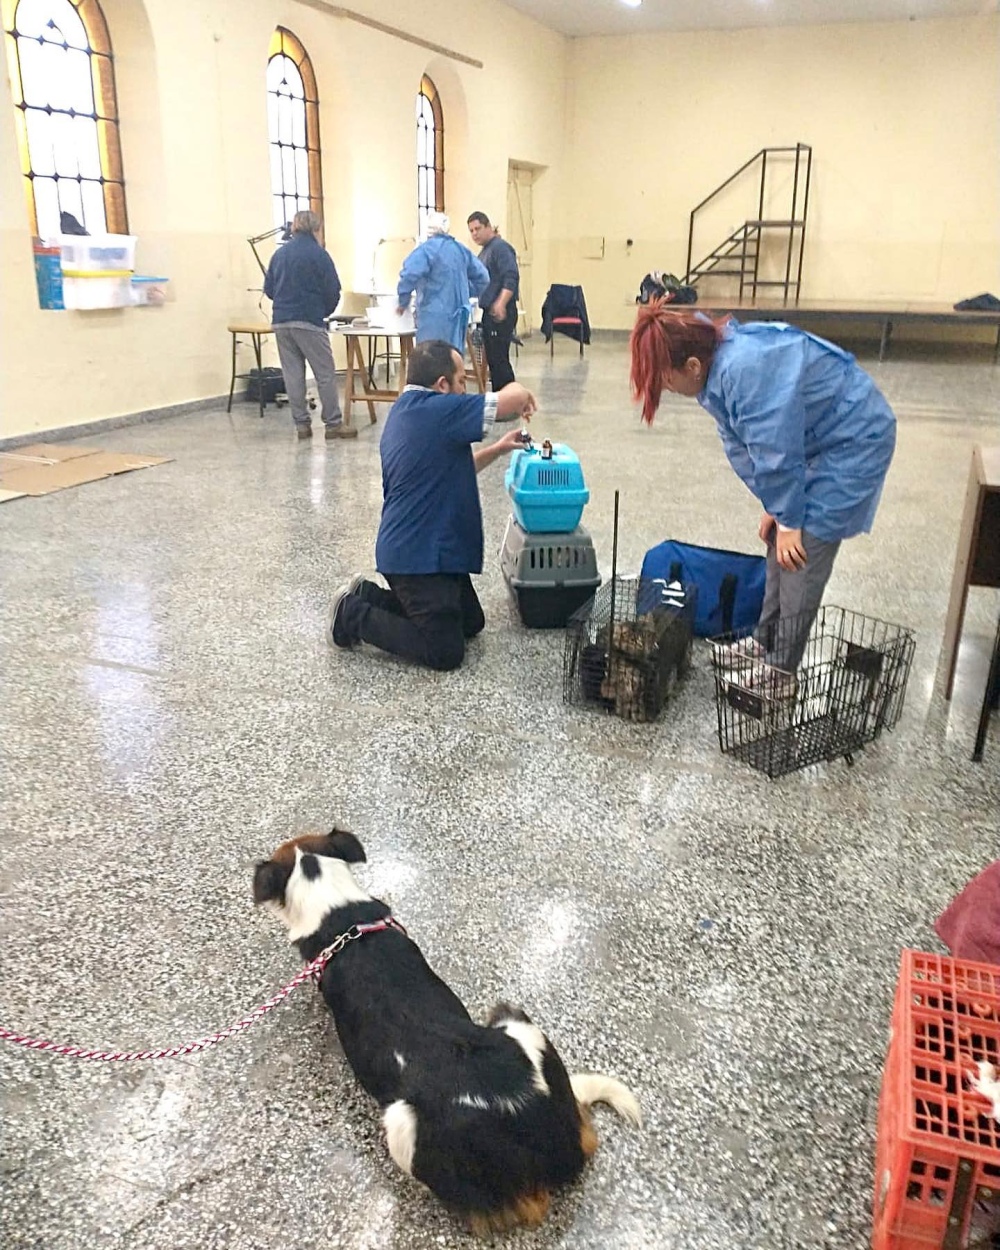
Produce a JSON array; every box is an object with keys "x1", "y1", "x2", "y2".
[{"x1": 629, "y1": 301, "x2": 729, "y2": 425}]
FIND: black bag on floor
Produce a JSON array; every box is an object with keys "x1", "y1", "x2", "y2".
[{"x1": 246, "y1": 366, "x2": 285, "y2": 405}]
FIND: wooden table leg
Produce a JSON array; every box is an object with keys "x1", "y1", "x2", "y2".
[
  {"x1": 353, "y1": 337, "x2": 378, "y2": 424},
  {"x1": 942, "y1": 452, "x2": 986, "y2": 699},
  {"x1": 398, "y1": 335, "x2": 411, "y2": 395},
  {"x1": 344, "y1": 337, "x2": 357, "y2": 428}
]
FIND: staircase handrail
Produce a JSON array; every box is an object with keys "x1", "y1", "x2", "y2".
[{"x1": 686, "y1": 143, "x2": 811, "y2": 282}]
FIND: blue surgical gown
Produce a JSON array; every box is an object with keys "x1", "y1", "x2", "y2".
[
  {"x1": 698, "y1": 321, "x2": 897, "y2": 542},
  {"x1": 397, "y1": 235, "x2": 489, "y2": 352}
]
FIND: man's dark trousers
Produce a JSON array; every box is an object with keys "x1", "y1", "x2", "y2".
[
  {"x1": 341, "y1": 574, "x2": 485, "y2": 671},
  {"x1": 482, "y1": 303, "x2": 518, "y2": 391}
]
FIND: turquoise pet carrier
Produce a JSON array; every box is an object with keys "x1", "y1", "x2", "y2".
[{"x1": 504, "y1": 443, "x2": 589, "y2": 534}]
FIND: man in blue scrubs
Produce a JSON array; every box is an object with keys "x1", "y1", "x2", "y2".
[
  {"x1": 396, "y1": 212, "x2": 489, "y2": 352},
  {"x1": 329, "y1": 340, "x2": 536, "y2": 671}
]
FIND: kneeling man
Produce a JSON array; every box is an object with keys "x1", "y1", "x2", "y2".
[{"x1": 329, "y1": 339, "x2": 536, "y2": 671}]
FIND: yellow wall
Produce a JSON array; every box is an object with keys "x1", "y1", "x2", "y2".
[
  {"x1": 0, "y1": 0, "x2": 567, "y2": 438},
  {"x1": 560, "y1": 15, "x2": 1000, "y2": 329},
  {"x1": 2, "y1": 6, "x2": 999, "y2": 437}
]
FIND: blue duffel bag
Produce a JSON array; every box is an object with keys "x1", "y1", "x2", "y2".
[{"x1": 640, "y1": 539, "x2": 767, "y2": 637}]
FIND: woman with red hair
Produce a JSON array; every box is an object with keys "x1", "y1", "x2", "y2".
[{"x1": 630, "y1": 304, "x2": 896, "y2": 671}]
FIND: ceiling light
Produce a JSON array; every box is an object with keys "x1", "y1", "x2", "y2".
[{"x1": 619, "y1": 0, "x2": 642, "y2": 8}]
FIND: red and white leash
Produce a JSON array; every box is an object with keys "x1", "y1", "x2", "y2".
[{"x1": 0, "y1": 917, "x2": 405, "y2": 1063}]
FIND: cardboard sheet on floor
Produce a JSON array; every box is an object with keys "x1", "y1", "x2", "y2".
[{"x1": 0, "y1": 443, "x2": 171, "y2": 500}]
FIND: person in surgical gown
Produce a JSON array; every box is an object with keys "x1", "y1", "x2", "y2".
[
  {"x1": 630, "y1": 303, "x2": 897, "y2": 673},
  {"x1": 397, "y1": 212, "x2": 489, "y2": 353}
]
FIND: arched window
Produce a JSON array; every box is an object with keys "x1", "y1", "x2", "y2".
[
  {"x1": 266, "y1": 27, "x2": 322, "y2": 231},
  {"x1": 416, "y1": 74, "x2": 443, "y2": 238},
  {"x1": 2, "y1": 0, "x2": 127, "y2": 238}
]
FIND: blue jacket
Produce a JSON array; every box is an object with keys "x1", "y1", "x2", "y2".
[
  {"x1": 263, "y1": 233, "x2": 341, "y2": 329},
  {"x1": 698, "y1": 321, "x2": 897, "y2": 542},
  {"x1": 397, "y1": 235, "x2": 489, "y2": 351},
  {"x1": 376, "y1": 388, "x2": 487, "y2": 575}
]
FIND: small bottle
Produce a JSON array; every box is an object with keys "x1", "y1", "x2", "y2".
[{"x1": 541, "y1": 439, "x2": 553, "y2": 460}]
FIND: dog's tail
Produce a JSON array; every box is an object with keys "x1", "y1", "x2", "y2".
[{"x1": 570, "y1": 1073, "x2": 642, "y2": 1131}]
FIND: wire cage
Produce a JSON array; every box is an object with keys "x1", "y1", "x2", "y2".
[
  {"x1": 468, "y1": 324, "x2": 486, "y2": 376},
  {"x1": 563, "y1": 576, "x2": 695, "y2": 722},
  {"x1": 711, "y1": 604, "x2": 915, "y2": 778}
]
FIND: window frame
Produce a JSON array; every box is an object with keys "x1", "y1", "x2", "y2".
[
  {"x1": 266, "y1": 26, "x2": 323, "y2": 232},
  {"x1": 2, "y1": 0, "x2": 127, "y2": 237},
  {"x1": 416, "y1": 74, "x2": 444, "y2": 237}
]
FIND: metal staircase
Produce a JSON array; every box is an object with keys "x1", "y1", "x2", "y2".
[{"x1": 684, "y1": 144, "x2": 812, "y2": 303}]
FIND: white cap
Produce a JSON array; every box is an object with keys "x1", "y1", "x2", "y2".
[{"x1": 425, "y1": 210, "x2": 450, "y2": 237}]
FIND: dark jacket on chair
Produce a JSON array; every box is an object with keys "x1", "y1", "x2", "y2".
[
  {"x1": 264, "y1": 232, "x2": 342, "y2": 329},
  {"x1": 541, "y1": 284, "x2": 591, "y2": 345}
]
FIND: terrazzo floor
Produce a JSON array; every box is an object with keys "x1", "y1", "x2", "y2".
[{"x1": 1, "y1": 334, "x2": 998, "y2": 1250}]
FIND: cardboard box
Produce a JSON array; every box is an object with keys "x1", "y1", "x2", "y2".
[{"x1": 0, "y1": 443, "x2": 172, "y2": 501}]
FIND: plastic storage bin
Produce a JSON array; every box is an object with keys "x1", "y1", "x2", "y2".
[
  {"x1": 505, "y1": 443, "x2": 589, "y2": 533},
  {"x1": 59, "y1": 233, "x2": 137, "y2": 273},
  {"x1": 873, "y1": 950, "x2": 1000, "y2": 1250},
  {"x1": 130, "y1": 276, "x2": 169, "y2": 306},
  {"x1": 499, "y1": 516, "x2": 600, "y2": 628},
  {"x1": 62, "y1": 274, "x2": 132, "y2": 309}
]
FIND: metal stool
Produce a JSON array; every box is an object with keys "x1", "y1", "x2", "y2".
[
  {"x1": 227, "y1": 324, "x2": 275, "y2": 419},
  {"x1": 550, "y1": 316, "x2": 585, "y2": 358}
]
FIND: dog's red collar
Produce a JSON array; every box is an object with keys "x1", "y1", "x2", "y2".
[{"x1": 309, "y1": 916, "x2": 407, "y2": 982}]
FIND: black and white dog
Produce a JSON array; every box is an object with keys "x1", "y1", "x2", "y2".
[{"x1": 253, "y1": 827, "x2": 641, "y2": 1235}]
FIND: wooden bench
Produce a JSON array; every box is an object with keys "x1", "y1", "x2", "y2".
[{"x1": 694, "y1": 298, "x2": 1000, "y2": 362}]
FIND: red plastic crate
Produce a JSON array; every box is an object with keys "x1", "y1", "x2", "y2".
[{"x1": 873, "y1": 950, "x2": 1000, "y2": 1249}]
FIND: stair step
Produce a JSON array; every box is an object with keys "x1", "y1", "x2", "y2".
[
  {"x1": 692, "y1": 268, "x2": 753, "y2": 278},
  {"x1": 690, "y1": 265, "x2": 755, "y2": 275},
  {"x1": 744, "y1": 219, "x2": 804, "y2": 228},
  {"x1": 751, "y1": 280, "x2": 802, "y2": 287}
]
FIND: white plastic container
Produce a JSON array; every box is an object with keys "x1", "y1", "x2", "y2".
[
  {"x1": 62, "y1": 274, "x2": 132, "y2": 310},
  {"x1": 130, "y1": 276, "x2": 169, "y2": 306},
  {"x1": 59, "y1": 233, "x2": 137, "y2": 274}
]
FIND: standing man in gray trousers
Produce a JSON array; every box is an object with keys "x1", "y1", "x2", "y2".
[{"x1": 263, "y1": 211, "x2": 356, "y2": 442}]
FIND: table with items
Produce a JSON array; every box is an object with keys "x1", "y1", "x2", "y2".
[{"x1": 331, "y1": 326, "x2": 415, "y2": 428}]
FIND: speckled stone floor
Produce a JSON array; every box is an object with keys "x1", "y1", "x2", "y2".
[{"x1": 1, "y1": 334, "x2": 998, "y2": 1250}]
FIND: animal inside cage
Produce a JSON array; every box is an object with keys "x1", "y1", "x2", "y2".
[
  {"x1": 563, "y1": 576, "x2": 694, "y2": 722},
  {"x1": 711, "y1": 604, "x2": 915, "y2": 778}
]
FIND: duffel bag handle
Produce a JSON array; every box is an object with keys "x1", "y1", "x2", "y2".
[{"x1": 718, "y1": 573, "x2": 737, "y2": 635}]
